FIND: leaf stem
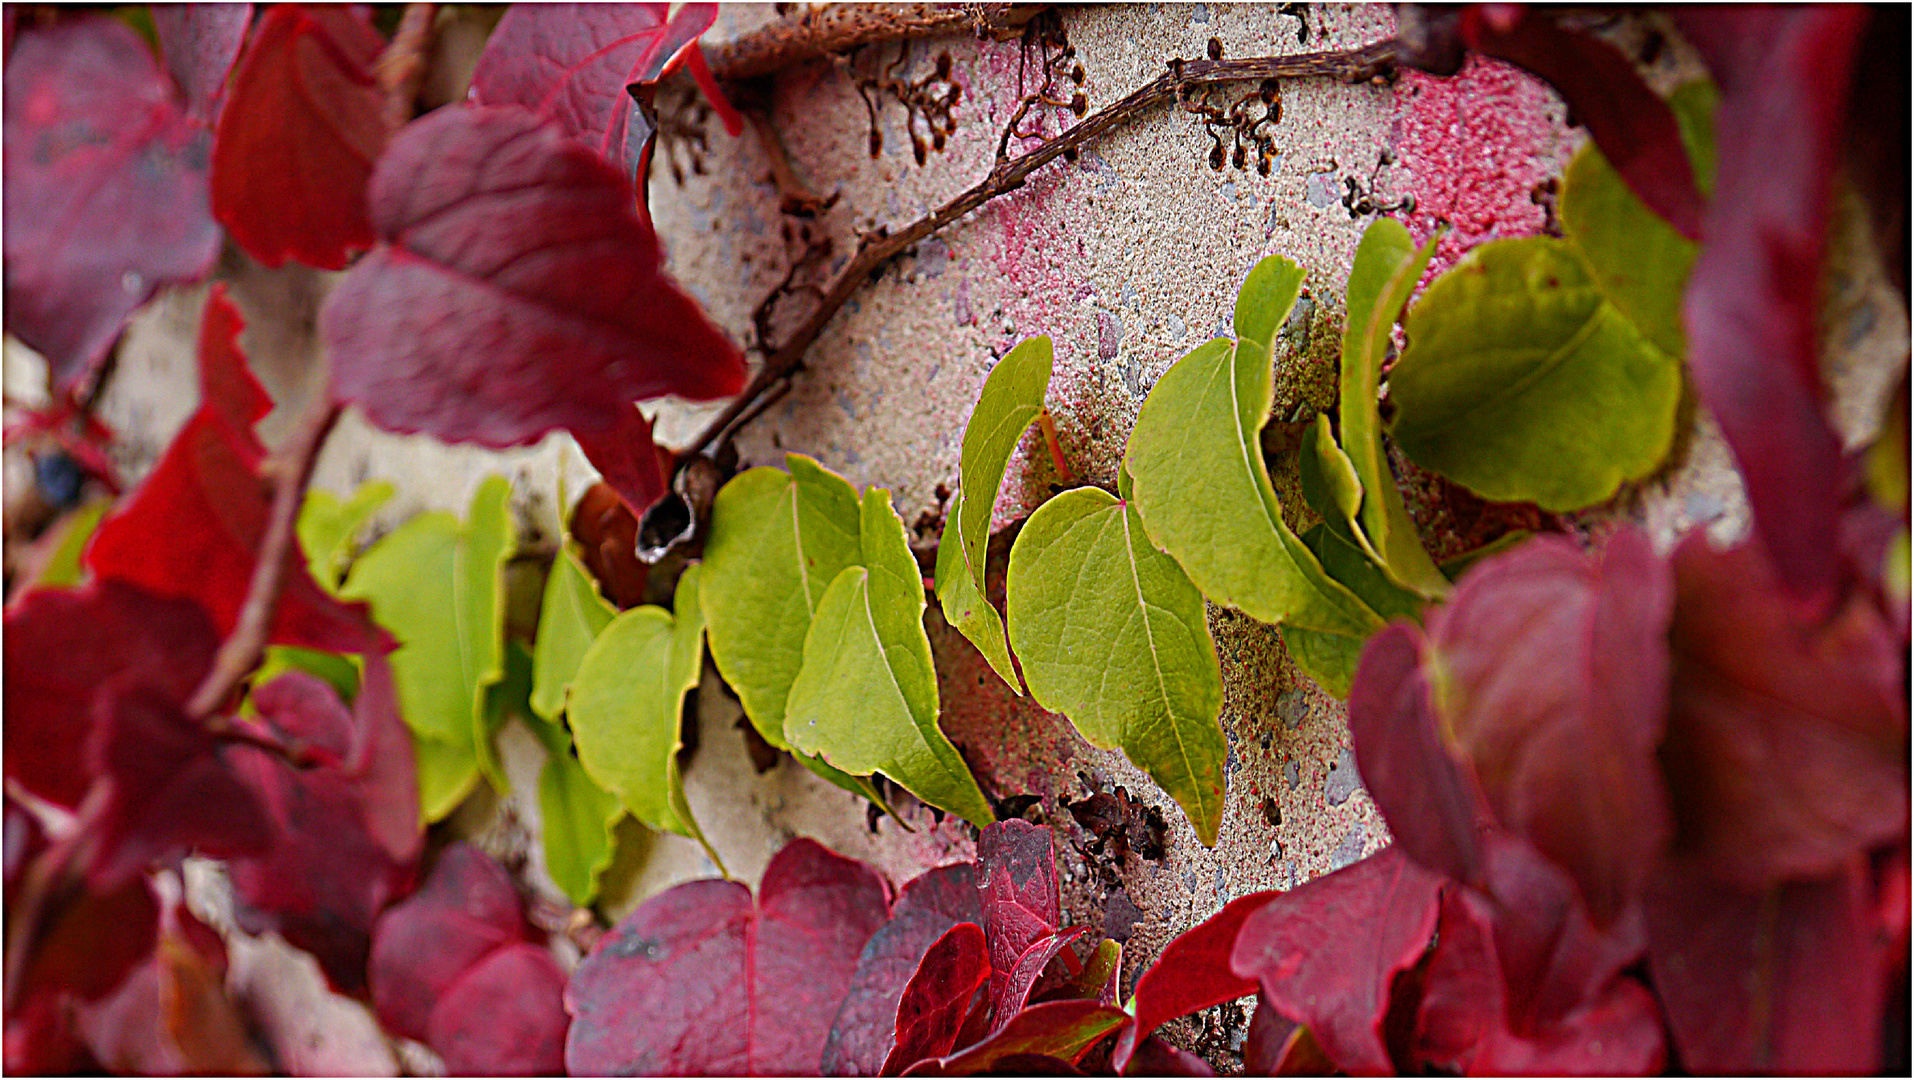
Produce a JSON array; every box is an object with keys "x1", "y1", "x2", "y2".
[
  {"x1": 681, "y1": 38, "x2": 1401, "y2": 461},
  {"x1": 706, "y1": 3, "x2": 1049, "y2": 82}
]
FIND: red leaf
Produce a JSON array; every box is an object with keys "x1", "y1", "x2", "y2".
[
  {"x1": 321, "y1": 103, "x2": 747, "y2": 449},
  {"x1": 882, "y1": 922, "x2": 991, "y2": 1075},
  {"x1": 570, "y1": 399, "x2": 670, "y2": 520},
  {"x1": 825, "y1": 862, "x2": 984, "y2": 1077},
  {"x1": 1459, "y1": 6, "x2": 1702, "y2": 240},
  {"x1": 1347, "y1": 623, "x2": 1490, "y2": 887},
  {"x1": 1421, "y1": 530, "x2": 1675, "y2": 923},
  {"x1": 977, "y1": 820, "x2": 1061, "y2": 1015},
  {"x1": 210, "y1": 3, "x2": 388, "y2": 269},
  {"x1": 1672, "y1": 6, "x2": 1870, "y2": 604},
  {"x1": 565, "y1": 837, "x2": 891, "y2": 1075},
  {"x1": 899, "y1": 999, "x2": 1130, "y2": 1077},
  {"x1": 15, "y1": 875, "x2": 160, "y2": 1005},
  {"x1": 1123, "y1": 1033, "x2": 1216, "y2": 1078},
  {"x1": 5, "y1": 581, "x2": 219, "y2": 808},
  {"x1": 993, "y1": 926, "x2": 1089, "y2": 1034},
  {"x1": 427, "y1": 942, "x2": 570, "y2": 1077},
  {"x1": 2, "y1": 16, "x2": 220, "y2": 396},
  {"x1": 1227, "y1": 847, "x2": 1443, "y2": 1076},
  {"x1": 1112, "y1": 891, "x2": 1272, "y2": 1074},
  {"x1": 1649, "y1": 854, "x2": 1896, "y2": 1073},
  {"x1": 1661, "y1": 535, "x2": 1908, "y2": 888},
  {"x1": 370, "y1": 843, "x2": 530, "y2": 1041},
  {"x1": 151, "y1": 3, "x2": 254, "y2": 125},
  {"x1": 85, "y1": 289, "x2": 392, "y2": 658},
  {"x1": 469, "y1": 3, "x2": 719, "y2": 173}
]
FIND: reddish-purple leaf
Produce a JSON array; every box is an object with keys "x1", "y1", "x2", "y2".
[
  {"x1": 469, "y1": 3, "x2": 718, "y2": 173},
  {"x1": 1124, "y1": 1034, "x2": 1216, "y2": 1078},
  {"x1": 1228, "y1": 847, "x2": 1443, "y2": 1076},
  {"x1": 15, "y1": 875, "x2": 160, "y2": 1005},
  {"x1": 1673, "y1": 6, "x2": 1869, "y2": 604},
  {"x1": 1421, "y1": 530, "x2": 1674, "y2": 924},
  {"x1": 85, "y1": 289, "x2": 392, "y2": 658},
  {"x1": 825, "y1": 862, "x2": 984, "y2": 1077},
  {"x1": 321, "y1": 103, "x2": 747, "y2": 450},
  {"x1": 1661, "y1": 535, "x2": 1908, "y2": 888},
  {"x1": 151, "y1": 3, "x2": 253, "y2": 124},
  {"x1": 5, "y1": 581, "x2": 219, "y2": 808},
  {"x1": 978, "y1": 819, "x2": 1061, "y2": 1013},
  {"x1": 899, "y1": 999, "x2": 1131, "y2": 1077},
  {"x1": 565, "y1": 838, "x2": 891, "y2": 1075},
  {"x1": 2, "y1": 16, "x2": 220, "y2": 396},
  {"x1": 426, "y1": 942, "x2": 570, "y2": 1077},
  {"x1": 1347, "y1": 623, "x2": 1490, "y2": 887},
  {"x1": 882, "y1": 922, "x2": 991, "y2": 1075},
  {"x1": 370, "y1": 843, "x2": 529, "y2": 1041},
  {"x1": 1459, "y1": 6, "x2": 1701, "y2": 240},
  {"x1": 570, "y1": 399, "x2": 671, "y2": 520},
  {"x1": 993, "y1": 926, "x2": 1089, "y2": 1034},
  {"x1": 250, "y1": 669, "x2": 353, "y2": 766},
  {"x1": 1112, "y1": 891, "x2": 1272, "y2": 1074},
  {"x1": 210, "y1": 3, "x2": 388, "y2": 269}
]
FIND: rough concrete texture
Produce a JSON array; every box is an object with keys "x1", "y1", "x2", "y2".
[{"x1": 16, "y1": 3, "x2": 1907, "y2": 1071}]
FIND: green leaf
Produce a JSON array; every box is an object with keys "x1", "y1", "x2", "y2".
[
  {"x1": 342, "y1": 476, "x2": 514, "y2": 821},
  {"x1": 1005, "y1": 486, "x2": 1227, "y2": 845},
  {"x1": 537, "y1": 748, "x2": 625, "y2": 906},
  {"x1": 251, "y1": 646, "x2": 361, "y2": 705},
  {"x1": 569, "y1": 566, "x2": 720, "y2": 862},
  {"x1": 297, "y1": 480, "x2": 394, "y2": 594},
  {"x1": 1390, "y1": 237, "x2": 1683, "y2": 510},
  {"x1": 1340, "y1": 219, "x2": 1452, "y2": 598},
  {"x1": 1559, "y1": 80, "x2": 1717, "y2": 358},
  {"x1": 1275, "y1": 625, "x2": 1362, "y2": 700},
  {"x1": 1124, "y1": 256, "x2": 1380, "y2": 639},
  {"x1": 935, "y1": 336, "x2": 1053, "y2": 691},
  {"x1": 1297, "y1": 414, "x2": 1370, "y2": 558},
  {"x1": 31, "y1": 499, "x2": 108, "y2": 590},
  {"x1": 702, "y1": 454, "x2": 863, "y2": 750},
  {"x1": 787, "y1": 489, "x2": 994, "y2": 827},
  {"x1": 531, "y1": 546, "x2": 617, "y2": 721}
]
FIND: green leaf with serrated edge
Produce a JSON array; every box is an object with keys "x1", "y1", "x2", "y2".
[
  {"x1": 1125, "y1": 257, "x2": 1380, "y2": 639},
  {"x1": 342, "y1": 476, "x2": 513, "y2": 821},
  {"x1": 531, "y1": 546, "x2": 616, "y2": 721},
  {"x1": 935, "y1": 335, "x2": 1053, "y2": 691},
  {"x1": 1005, "y1": 485, "x2": 1227, "y2": 845},
  {"x1": 570, "y1": 567, "x2": 722, "y2": 863},
  {"x1": 297, "y1": 480, "x2": 394, "y2": 594},
  {"x1": 702, "y1": 454, "x2": 863, "y2": 750},
  {"x1": 788, "y1": 489, "x2": 994, "y2": 827},
  {"x1": 1390, "y1": 237, "x2": 1682, "y2": 510},
  {"x1": 537, "y1": 750, "x2": 625, "y2": 906},
  {"x1": 1342, "y1": 219, "x2": 1453, "y2": 598},
  {"x1": 1560, "y1": 80, "x2": 1716, "y2": 359},
  {"x1": 1276, "y1": 625, "x2": 1362, "y2": 700}
]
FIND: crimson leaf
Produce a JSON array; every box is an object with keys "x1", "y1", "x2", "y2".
[
  {"x1": 1671, "y1": 6, "x2": 1870, "y2": 605},
  {"x1": 1661, "y1": 535, "x2": 1908, "y2": 888},
  {"x1": 899, "y1": 999, "x2": 1130, "y2": 1077},
  {"x1": 210, "y1": 3, "x2": 388, "y2": 269},
  {"x1": 1227, "y1": 846, "x2": 1443, "y2": 1076},
  {"x1": 2, "y1": 15, "x2": 219, "y2": 396},
  {"x1": 427, "y1": 942, "x2": 570, "y2": 1077},
  {"x1": 1113, "y1": 891, "x2": 1271, "y2": 1073},
  {"x1": 85, "y1": 288, "x2": 390, "y2": 657},
  {"x1": 565, "y1": 837, "x2": 891, "y2": 1074},
  {"x1": 977, "y1": 819, "x2": 1061, "y2": 1019},
  {"x1": 151, "y1": 3, "x2": 253, "y2": 125},
  {"x1": 13, "y1": 875, "x2": 160, "y2": 1006},
  {"x1": 994, "y1": 926, "x2": 1089, "y2": 1034},
  {"x1": 76, "y1": 897, "x2": 265, "y2": 1075},
  {"x1": 881, "y1": 922, "x2": 991, "y2": 1075},
  {"x1": 568, "y1": 399, "x2": 670, "y2": 524},
  {"x1": 825, "y1": 862, "x2": 984, "y2": 1077},
  {"x1": 370, "y1": 842, "x2": 531, "y2": 1042}
]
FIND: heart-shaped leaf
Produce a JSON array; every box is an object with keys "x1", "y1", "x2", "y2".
[
  {"x1": 935, "y1": 335, "x2": 1054, "y2": 690},
  {"x1": 369, "y1": 844, "x2": 528, "y2": 1042},
  {"x1": 531, "y1": 546, "x2": 618, "y2": 722},
  {"x1": 882, "y1": 922, "x2": 992, "y2": 1075},
  {"x1": 427, "y1": 941, "x2": 570, "y2": 1076},
  {"x1": 1390, "y1": 236, "x2": 1683, "y2": 510},
  {"x1": 210, "y1": 3, "x2": 388, "y2": 269},
  {"x1": 151, "y1": 3, "x2": 253, "y2": 125},
  {"x1": 786, "y1": 488, "x2": 994, "y2": 827},
  {"x1": 525, "y1": 707, "x2": 624, "y2": 906},
  {"x1": 1005, "y1": 484, "x2": 1227, "y2": 844}
]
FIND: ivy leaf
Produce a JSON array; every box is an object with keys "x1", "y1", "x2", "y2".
[
  {"x1": 1113, "y1": 892, "x2": 1269, "y2": 1073},
  {"x1": 569, "y1": 565, "x2": 719, "y2": 857},
  {"x1": 531, "y1": 719, "x2": 624, "y2": 907},
  {"x1": 993, "y1": 926, "x2": 1088, "y2": 1033},
  {"x1": 296, "y1": 479, "x2": 394, "y2": 595},
  {"x1": 1227, "y1": 847, "x2": 1444, "y2": 1076},
  {"x1": 1390, "y1": 237, "x2": 1682, "y2": 510},
  {"x1": 1125, "y1": 258, "x2": 1381, "y2": 638},
  {"x1": 1339, "y1": 218, "x2": 1453, "y2": 598},
  {"x1": 150, "y1": 3, "x2": 253, "y2": 125},
  {"x1": 2, "y1": 15, "x2": 219, "y2": 396},
  {"x1": 564, "y1": 838, "x2": 892, "y2": 1075},
  {"x1": 321, "y1": 104, "x2": 746, "y2": 448},
  {"x1": 787, "y1": 488, "x2": 995, "y2": 827},
  {"x1": 341, "y1": 476, "x2": 514, "y2": 821},
  {"x1": 1005, "y1": 485, "x2": 1227, "y2": 844},
  {"x1": 898, "y1": 1000, "x2": 1130, "y2": 1077},
  {"x1": 934, "y1": 335, "x2": 1053, "y2": 690},
  {"x1": 427, "y1": 942, "x2": 571, "y2": 1076},
  {"x1": 210, "y1": 3, "x2": 388, "y2": 269},
  {"x1": 1559, "y1": 81, "x2": 1717, "y2": 359},
  {"x1": 369, "y1": 844, "x2": 528, "y2": 1043},
  {"x1": 825, "y1": 863, "x2": 984, "y2": 1077},
  {"x1": 530, "y1": 545, "x2": 617, "y2": 722},
  {"x1": 882, "y1": 922, "x2": 992, "y2": 1075}
]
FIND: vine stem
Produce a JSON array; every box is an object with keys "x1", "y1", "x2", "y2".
[
  {"x1": 706, "y1": 3, "x2": 1049, "y2": 82},
  {"x1": 682, "y1": 38, "x2": 1402, "y2": 460}
]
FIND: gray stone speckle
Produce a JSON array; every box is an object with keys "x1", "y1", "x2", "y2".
[
  {"x1": 1277, "y1": 690, "x2": 1308, "y2": 730},
  {"x1": 1324, "y1": 746, "x2": 1362, "y2": 806},
  {"x1": 1168, "y1": 313, "x2": 1187, "y2": 340},
  {"x1": 1190, "y1": 4, "x2": 1210, "y2": 24},
  {"x1": 1329, "y1": 823, "x2": 1368, "y2": 870},
  {"x1": 1098, "y1": 310, "x2": 1122, "y2": 360},
  {"x1": 1305, "y1": 171, "x2": 1336, "y2": 208},
  {"x1": 1284, "y1": 758, "x2": 1300, "y2": 790}
]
